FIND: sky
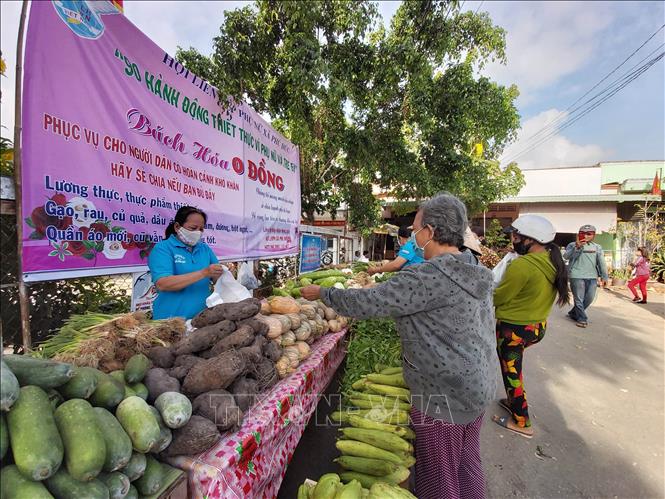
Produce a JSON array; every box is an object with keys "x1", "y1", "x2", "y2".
[{"x1": 1, "y1": 0, "x2": 664, "y2": 170}]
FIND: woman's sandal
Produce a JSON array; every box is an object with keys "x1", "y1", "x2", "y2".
[{"x1": 492, "y1": 415, "x2": 534, "y2": 439}]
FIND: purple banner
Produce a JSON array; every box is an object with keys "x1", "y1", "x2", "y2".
[{"x1": 21, "y1": 1, "x2": 301, "y2": 281}]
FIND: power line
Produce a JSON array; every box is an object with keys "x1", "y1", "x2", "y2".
[
  {"x1": 502, "y1": 52, "x2": 664, "y2": 164},
  {"x1": 507, "y1": 23, "x2": 665, "y2": 156},
  {"x1": 474, "y1": 1, "x2": 485, "y2": 14}
]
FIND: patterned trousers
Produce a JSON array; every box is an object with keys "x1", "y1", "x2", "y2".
[
  {"x1": 411, "y1": 407, "x2": 486, "y2": 499},
  {"x1": 495, "y1": 320, "x2": 546, "y2": 428}
]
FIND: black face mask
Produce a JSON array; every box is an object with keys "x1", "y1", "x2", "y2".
[{"x1": 513, "y1": 237, "x2": 533, "y2": 255}]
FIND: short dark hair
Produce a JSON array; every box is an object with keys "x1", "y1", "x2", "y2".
[
  {"x1": 165, "y1": 206, "x2": 207, "y2": 238},
  {"x1": 363, "y1": 250, "x2": 369, "y2": 256},
  {"x1": 398, "y1": 225, "x2": 412, "y2": 238},
  {"x1": 637, "y1": 247, "x2": 649, "y2": 260}
]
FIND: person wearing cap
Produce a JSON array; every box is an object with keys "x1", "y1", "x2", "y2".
[
  {"x1": 563, "y1": 224, "x2": 609, "y2": 328},
  {"x1": 367, "y1": 225, "x2": 424, "y2": 275},
  {"x1": 300, "y1": 193, "x2": 496, "y2": 499},
  {"x1": 492, "y1": 215, "x2": 570, "y2": 438}
]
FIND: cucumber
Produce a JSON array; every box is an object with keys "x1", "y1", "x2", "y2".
[
  {"x1": 58, "y1": 366, "x2": 99, "y2": 399},
  {"x1": 115, "y1": 396, "x2": 161, "y2": 453},
  {"x1": 93, "y1": 407, "x2": 133, "y2": 472},
  {"x1": 90, "y1": 371, "x2": 125, "y2": 410},
  {"x1": 54, "y1": 399, "x2": 107, "y2": 481},
  {"x1": 128, "y1": 383, "x2": 148, "y2": 401},
  {"x1": 7, "y1": 386, "x2": 64, "y2": 480},
  {"x1": 1, "y1": 359, "x2": 20, "y2": 410},
  {"x1": 46, "y1": 388, "x2": 64, "y2": 410},
  {"x1": 3, "y1": 355, "x2": 73, "y2": 389},
  {"x1": 1, "y1": 465, "x2": 54, "y2": 499},
  {"x1": 44, "y1": 468, "x2": 110, "y2": 499},
  {"x1": 134, "y1": 455, "x2": 164, "y2": 495},
  {"x1": 109, "y1": 371, "x2": 126, "y2": 384},
  {"x1": 98, "y1": 472, "x2": 130, "y2": 499},
  {"x1": 124, "y1": 354, "x2": 151, "y2": 383},
  {"x1": 121, "y1": 452, "x2": 146, "y2": 481},
  {"x1": 155, "y1": 391, "x2": 192, "y2": 429},
  {"x1": 0, "y1": 413, "x2": 8, "y2": 460},
  {"x1": 126, "y1": 484, "x2": 139, "y2": 499},
  {"x1": 148, "y1": 406, "x2": 173, "y2": 453}
]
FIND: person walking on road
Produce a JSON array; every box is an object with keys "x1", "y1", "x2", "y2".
[
  {"x1": 628, "y1": 247, "x2": 651, "y2": 304},
  {"x1": 564, "y1": 224, "x2": 608, "y2": 328},
  {"x1": 492, "y1": 215, "x2": 570, "y2": 438}
]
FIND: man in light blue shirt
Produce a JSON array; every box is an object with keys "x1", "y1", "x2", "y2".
[{"x1": 368, "y1": 225, "x2": 425, "y2": 275}]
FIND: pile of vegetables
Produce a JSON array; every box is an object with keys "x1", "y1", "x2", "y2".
[
  {"x1": 37, "y1": 311, "x2": 186, "y2": 372},
  {"x1": 272, "y1": 269, "x2": 355, "y2": 297},
  {"x1": 297, "y1": 474, "x2": 416, "y2": 498},
  {"x1": 0, "y1": 353, "x2": 196, "y2": 499},
  {"x1": 259, "y1": 296, "x2": 349, "y2": 378},
  {"x1": 295, "y1": 365, "x2": 416, "y2": 498}
]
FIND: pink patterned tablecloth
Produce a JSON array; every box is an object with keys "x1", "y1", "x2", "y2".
[{"x1": 165, "y1": 330, "x2": 347, "y2": 499}]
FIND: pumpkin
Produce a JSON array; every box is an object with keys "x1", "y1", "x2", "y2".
[
  {"x1": 324, "y1": 307, "x2": 337, "y2": 320},
  {"x1": 300, "y1": 304, "x2": 317, "y2": 320},
  {"x1": 271, "y1": 314, "x2": 292, "y2": 334},
  {"x1": 268, "y1": 296, "x2": 301, "y2": 315},
  {"x1": 283, "y1": 346, "x2": 300, "y2": 367},
  {"x1": 294, "y1": 323, "x2": 311, "y2": 342},
  {"x1": 295, "y1": 342, "x2": 310, "y2": 360},
  {"x1": 281, "y1": 331, "x2": 296, "y2": 347},
  {"x1": 286, "y1": 313, "x2": 301, "y2": 330},
  {"x1": 260, "y1": 300, "x2": 272, "y2": 315},
  {"x1": 257, "y1": 315, "x2": 284, "y2": 339},
  {"x1": 275, "y1": 356, "x2": 290, "y2": 378},
  {"x1": 338, "y1": 316, "x2": 349, "y2": 328},
  {"x1": 328, "y1": 320, "x2": 341, "y2": 333}
]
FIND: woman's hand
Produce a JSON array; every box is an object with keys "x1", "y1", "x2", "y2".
[
  {"x1": 204, "y1": 263, "x2": 224, "y2": 280},
  {"x1": 367, "y1": 266, "x2": 380, "y2": 276},
  {"x1": 301, "y1": 285, "x2": 322, "y2": 301}
]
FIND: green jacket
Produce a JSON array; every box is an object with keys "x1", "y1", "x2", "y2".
[{"x1": 494, "y1": 251, "x2": 557, "y2": 325}]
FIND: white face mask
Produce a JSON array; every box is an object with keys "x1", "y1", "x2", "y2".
[{"x1": 177, "y1": 227, "x2": 203, "y2": 246}]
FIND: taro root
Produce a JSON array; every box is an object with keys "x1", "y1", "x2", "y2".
[
  {"x1": 173, "y1": 355, "x2": 202, "y2": 370},
  {"x1": 237, "y1": 335, "x2": 266, "y2": 364},
  {"x1": 208, "y1": 325, "x2": 255, "y2": 357},
  {"x1": 229, "y1": 377, "x2": 259, "y2": 412},
  {"x1": 191, "y1": 389, "x2": 243, "y2": 431},
  {"x1": 262, "y1": 341, "x2": 282, "y2": 363},
  {"x1": 182, "y1": 350, "x2": 246, "y2": 397},
  {"x1": 172, "y1": 320, "x2": 236, "y2": 355},
  {"x1": 167, "y1": 366, "x2": 190, "y2": 381},
  {"x1": 147, "y1": 346, "x2": 175, "y2": 369},
  {"x1": 235, "y1": 317, "x2": 269, "y2": 337},
  {"x1": 191, "y1": 298, "x2": 261, "y2": 328},
  {"x1": 161, "y1": 415, "x2": 221, "y2": 457},
  {"x1": 143, "y1": 368, "x2": 181, "y2": 403},
  {"x1": 251, "y1": 358, "x2": 279, "y2": 392}
]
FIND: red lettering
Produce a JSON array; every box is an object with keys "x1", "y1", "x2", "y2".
[{"x1": 232, "y1": 157, "x2": 244, "y2": 175}]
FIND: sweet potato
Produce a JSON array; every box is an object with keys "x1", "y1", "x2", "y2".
[
  {"x1": 191, "y1": 390, "x2": 243, "y2": 430},
  {"x1": 143, "y1": 368, "x2": 181, "y2": 403},
  {"x1": 161, "y1": 415, "x2": 221, "y2": 457},
  {"x1": 191, "y1": 298, "x2": 261, "y2": 328},
  {"x1": 230, "y1": 377, "x2": 259, "y2": 412},
  {"x1": 167, "y1": 366, "x2": 190, "y2": 381},
  {"x1": 182, "y1": 351, "x2": 246, "y2": 397},
  {"x1": 173, "y1": 355, "x2": 202, "y2": 370},
  {"x1": 208, "y1": 325, "x2": 255, "y2": 357},
  {"x1": 147, "y1": 346, "x2": 175, "y2": 368},
  {"x1": 235, "y1": 317, "x2": 269, "y2": 337},
  {"x1": 172, "y1": 320, "x2": 235, "y2": 355},
  {"x1": 251, "y1": 358, "x2": 279, "y2": 392},
  {"x1": 262, "y1": 341, "x2": 283, "y2": 363},
  {"x1": 238, "y1": 336, "x2": 267, "y2": 364}
]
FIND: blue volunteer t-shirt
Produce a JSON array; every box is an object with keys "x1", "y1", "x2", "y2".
[
  {"x1": 148, "y1": 235, "x2": 219, "y2": 320},
  {"x1": 397, "y1": 240, "x2": 425, "y2": 267}
]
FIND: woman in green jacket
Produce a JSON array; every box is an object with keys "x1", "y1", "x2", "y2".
[{"x1": 492, "y1": 215, "x2": 570, "y2": 438}]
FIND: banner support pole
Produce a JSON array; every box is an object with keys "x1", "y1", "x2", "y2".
[{"x1": 14, "y1": 0, "x2": 31, "y2": 350}]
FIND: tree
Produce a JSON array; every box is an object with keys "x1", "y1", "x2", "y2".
[
  {"x1": 176, "y1": 1, "x2": 523, "y2": 232},
  {"x1": 483, "y1": 218, "x2": 509, "y2": 249}
]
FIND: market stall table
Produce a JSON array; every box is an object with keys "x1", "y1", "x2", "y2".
[{"x1": 165, "y1": 330, "x2": 347, "y2": 498}]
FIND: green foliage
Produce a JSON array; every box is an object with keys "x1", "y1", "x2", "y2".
[
  {"x1": 0, "y1": 136, "x2": 14, "y2": 177},
  {"x1": 483, "y1": 218, "x2": 509, "y2": 249},
  {"x1": 176, "y1": 1, "x2": 523, "y2": 230},
  {"x1": 650, "y1": 249, "x2": 665, "y2": 283},
  {"x1": 610, "y1": 268, "x2": 631, "y2": 280},
  {"x1": 341, "y1": 318, "x2": 401, "y2": 396}
]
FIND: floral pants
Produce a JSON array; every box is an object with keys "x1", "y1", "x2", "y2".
[{"x1": 495, "y1": 320, "x2": 547, "y2": 428}]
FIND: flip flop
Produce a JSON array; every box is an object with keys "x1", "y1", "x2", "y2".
[
  {"x1": 499, "y1": 398, "x2": 511, "y2": 412},
  {"x1": 492, "y1": 415, "x2": 533, "y2": 439}
]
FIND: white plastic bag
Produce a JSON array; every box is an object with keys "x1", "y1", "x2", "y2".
[
  {"x1": 238, "y1": 261, "x2": 260, "y2": 290},
  {"x1": 206, "y1": 266, "x2": 252, "y2": 307},
  {"x1": 492, "y1": 252, "x2": 519, "y2": 288}
]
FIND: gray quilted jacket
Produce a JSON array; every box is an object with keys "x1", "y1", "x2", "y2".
[{"x1": 321, "y1": 252, "x2": 497, "y2": 424}]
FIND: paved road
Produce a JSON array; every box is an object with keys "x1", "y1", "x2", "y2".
[{"x1": 482, "y1": 287, "x2": 664, "y2": 498}]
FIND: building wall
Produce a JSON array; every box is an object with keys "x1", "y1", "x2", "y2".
[
  {"x1": 600, "y1": 161, "x2": 664, "y2": 185},
  {"x1": 516, "y1": 167, "x2": 601, "y2": 197},
  {"x1": 518, "y1": 202, "x2": 616, "y2": 234}
]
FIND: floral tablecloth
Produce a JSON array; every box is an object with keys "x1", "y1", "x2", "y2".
[{"x1": 165, "y1": 330, "x2": 347, "y2": 499}]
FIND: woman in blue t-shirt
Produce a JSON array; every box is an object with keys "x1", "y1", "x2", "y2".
[
  {"x1": 148, "y1": 206, "x2": 222, "y2": 319},
  {"x1": 368, "y1": 225, "x2": 425, "y2": 276}
]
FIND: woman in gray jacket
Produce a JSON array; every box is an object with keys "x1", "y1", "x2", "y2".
[{"x1": 302, "y1": 193, "x2": 496, "y2": 499}]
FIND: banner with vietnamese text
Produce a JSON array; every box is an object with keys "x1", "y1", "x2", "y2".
[{"x1": 21, "y1": 1, "x2": 300, "y2": 281}]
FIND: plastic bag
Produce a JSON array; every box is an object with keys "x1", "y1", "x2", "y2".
[
  {"x1": 492, "y1": 252, "x2": 519, "y2": 288},
  {"x1": 206, "y1": 266, "x2": 252, "y2": 307},
  {"x1": 238, "y1": 261, "x2": 260, "y2": 290}
]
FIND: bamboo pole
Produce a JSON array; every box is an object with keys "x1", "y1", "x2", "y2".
[{"x1": 13, "y1": 0, "x2": 31, "y2": 351}]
